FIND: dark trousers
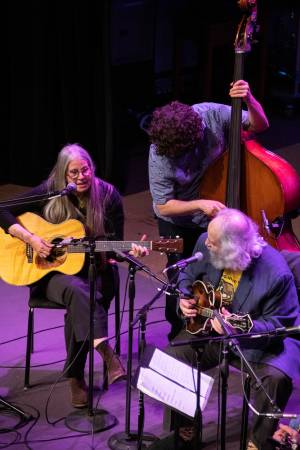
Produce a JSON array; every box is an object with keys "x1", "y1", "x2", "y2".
[
  {"x1": 157, "y1": 218, "x2": 205, "y2": 340},
  {"x1": 42, "y1": 267, "x2": 114, "y2": 379},
  {"x1": 164, "y1": 329, "x2": 293, "y2": 450}
]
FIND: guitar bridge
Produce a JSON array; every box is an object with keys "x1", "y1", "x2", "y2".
[{"x1": 26, "y1": 243, "x2": 33, "y2": 263}]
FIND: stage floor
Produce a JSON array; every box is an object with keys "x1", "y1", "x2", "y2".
[{"x1": 0, "y1": 186, "x2": 299, "y2": 449}]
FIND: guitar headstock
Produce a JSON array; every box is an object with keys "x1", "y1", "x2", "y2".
[
  {"x1": 235, "y1": 0, "x2": 258, "y2": 53},
  {"x1": 152, "y1": 238, "x2": 184, "y2": 254}
]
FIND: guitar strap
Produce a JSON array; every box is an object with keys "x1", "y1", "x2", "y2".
[{"x1": 217, "y1": 269, "x2": 243, "y2": 306}]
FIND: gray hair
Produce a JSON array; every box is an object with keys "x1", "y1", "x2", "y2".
[
  {"x1": 209, "y1": 208, "x2": 266, "y2": 271},
  {"x1": 43, "y1": 143, "x2": 112, "y2": 237}
]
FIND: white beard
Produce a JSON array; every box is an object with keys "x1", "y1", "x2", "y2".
[{"x1": 209, "y1": 248, "x2": 246, "y2": 272}]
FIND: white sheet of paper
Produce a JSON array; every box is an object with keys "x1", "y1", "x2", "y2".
[
  {"x1": 149, "y1": 348, "x2": 214, "y2": 395},
  {"x1": 137, "y1": 348, "x2": 214, "y2": 417},
  {"x1": 137, "y1": 367, "x2": 197, "y2": 417}
]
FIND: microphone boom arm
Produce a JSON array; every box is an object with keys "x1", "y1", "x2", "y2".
[{"x1": 0, "y1": 183, "x2": 77, "y2": 208}]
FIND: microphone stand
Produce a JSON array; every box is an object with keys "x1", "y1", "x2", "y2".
[
  {"x1": 131, "y1": 274, "x2": 179, "y2": 450},
  {"x1": 65, "y1": 239, "x2": 117, "y2": 433},
  {"x1": 108, "y1": 250, "x2": 176, "y2": 450},
  {"x1": 171, "y1": 327, "x2": 299, "y2": 450},
  {"x1": 188, "y1": 344, "x2": 204, "y2": 450},
  {"x1": 0, "y1": 184, "x2": 76, "y2": 208}
]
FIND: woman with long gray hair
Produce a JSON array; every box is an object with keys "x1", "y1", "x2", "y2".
[{"x1": 0, "y1": 143, "x2": 147, "y2": 408}]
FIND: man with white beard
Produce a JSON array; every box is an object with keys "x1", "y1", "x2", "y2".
[{"x1": 155, "y1": 208, "x2": 300, "y2": 450}]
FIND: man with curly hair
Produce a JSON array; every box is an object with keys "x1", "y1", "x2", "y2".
[{"x1": 147, "y1": 80, "x2": 269, "y2": 340}]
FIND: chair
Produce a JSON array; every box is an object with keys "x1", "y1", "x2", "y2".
[
  {"x1": 24, "y1": 261, "x2": 121, "y2": 391},
  {"x1": 281, "y1": 250, "x2": 300, "y2": 299}
]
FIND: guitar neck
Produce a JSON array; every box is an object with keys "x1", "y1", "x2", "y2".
[{"x1": 67, "y1": 240, "x2": 152, "y2": 253}]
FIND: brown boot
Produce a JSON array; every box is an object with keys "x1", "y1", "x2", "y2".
[
  {"x1": 96, "y1": 341, "x2": 126, "y2": 385},
  {"x1": 69, "y1": 377, "x2": 88, "y2": 408}
]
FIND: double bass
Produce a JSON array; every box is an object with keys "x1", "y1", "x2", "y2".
[{"x1": 199, "y1": 0, "x2": 300, "y2": 251}]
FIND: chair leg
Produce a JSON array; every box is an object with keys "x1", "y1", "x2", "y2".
[
  {"x1": 240, "y1": 375, "x2": 251, "y2": 450},
  {"x1": 24, "y1": 308, "x2": 34, "y2": 389}
]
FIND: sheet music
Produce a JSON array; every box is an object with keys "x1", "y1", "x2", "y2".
[
  {"x1": 137, "y1": 348, "x2": 214, "y2": 417},
  {"x1": 138, "y1": 367, "x2": 198, "y2": 417}
]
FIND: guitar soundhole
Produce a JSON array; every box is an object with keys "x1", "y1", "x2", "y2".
[{"x1": 36, "y1": 237, "x2": 67, "y2": 268}]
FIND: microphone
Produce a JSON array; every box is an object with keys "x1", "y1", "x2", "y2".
[
  {"x1": 271, "y1": 325, "x2": 300, "y2": 337},
  {"x1": 48, "y1": 182, "x2": 77, "y2": 199},
  {"x1": 163, "y1": 252, "x2": 203, "y2": 274},
  {"x1": 249, "y1": 325, "x2": 300, "y2": 339},
  {"x1": 261, "y1": 209, "x2": 271, "y2": 236}
]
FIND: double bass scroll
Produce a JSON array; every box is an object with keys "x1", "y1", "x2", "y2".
[{"x1": 198, "y1": 0, "x2": 300, "y2": 251}]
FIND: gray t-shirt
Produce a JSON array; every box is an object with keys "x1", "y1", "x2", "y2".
[{"x1": 148, "y1": 102, "x2": 249, "y2": 228}]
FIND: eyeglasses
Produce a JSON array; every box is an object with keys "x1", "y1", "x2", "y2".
[{"x1": 67, "y1": 166, "x2": 91, "y2": 180}]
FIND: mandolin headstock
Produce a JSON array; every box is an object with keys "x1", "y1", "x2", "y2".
[{"x1": 225, "y1": 312, "x2": 253, "y2": 332}]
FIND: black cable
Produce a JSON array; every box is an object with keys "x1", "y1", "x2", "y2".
[
  {"x1": 0, "y1": 306, "x2": 163, "y2": 348},
  {"x1": 0, "y1": 268, "x2": 167, "y2": 449},
  {"x1": 0, "y1": 325, "x2": 64, "y2": 346},
  {"x1": 19, "y1": 403, "x2": 40, "y2": 450},
  {"x1": 0, "y1": 432, "x2": 21, "y2": 449},
  {"x1": 0, "y1": 401, "x2": 36, "y2": 449},
  {"x1": 0, "y1": 407, "x2": 25, "y2": 434},
  {"x1": 44, "y1": 331, "x2": 90, "y2": 426},
  {"x1": 0, "y1": 360, "x2": 66, "y2": 369}
]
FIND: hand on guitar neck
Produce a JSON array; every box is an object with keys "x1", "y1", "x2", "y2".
[
  {"x1": 0, "y1": 212, "x2": 184, "y2": 286},
  {"x1": 179, "y1": 280, "x2": 252, "y2": 335},
  {"x1": 9, "y1": 222, "x2": 149, "y2": 260}
]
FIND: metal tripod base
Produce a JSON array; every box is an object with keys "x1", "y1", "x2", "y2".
[
  {"x1": 108, "y1": 432, "x2": 157, "y2": 450},
  {"x1": 65, "y1": 408, "x2": 118, "y2": 433},
  {"x1": 108, "y1": 431, "x2": 158, "y2": 450}
]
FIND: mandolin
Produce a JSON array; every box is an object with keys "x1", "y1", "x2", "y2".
[
  {"x1": 185, "y1": 280, "x2": 252, "y2": 335},
  {"x1": 0, "y1": 212, "x2": 183, "y2": 286}
]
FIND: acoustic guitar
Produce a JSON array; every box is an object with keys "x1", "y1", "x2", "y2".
[
  {"x1": 185, "y1": 280, "x2": 252, "y2": 335},
  {"x1": 0, "y1": 212, "x2": 183, "y2": 286}
]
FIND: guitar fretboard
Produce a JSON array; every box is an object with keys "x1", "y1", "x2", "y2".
[
  {"x1": 67, "y1": 240, "x2": 152, "y2": 253},
  {"x1": 198, "y1": 306, "x2": 214, "y2": 319}
]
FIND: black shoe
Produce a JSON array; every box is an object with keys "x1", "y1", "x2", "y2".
[{"x1": 148, "y1": 433, "x2": 193, "y2": 450}]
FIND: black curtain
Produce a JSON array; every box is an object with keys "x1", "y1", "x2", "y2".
[{"x1": 3, "y1": 0, "x2": 115, "y2": 188}]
